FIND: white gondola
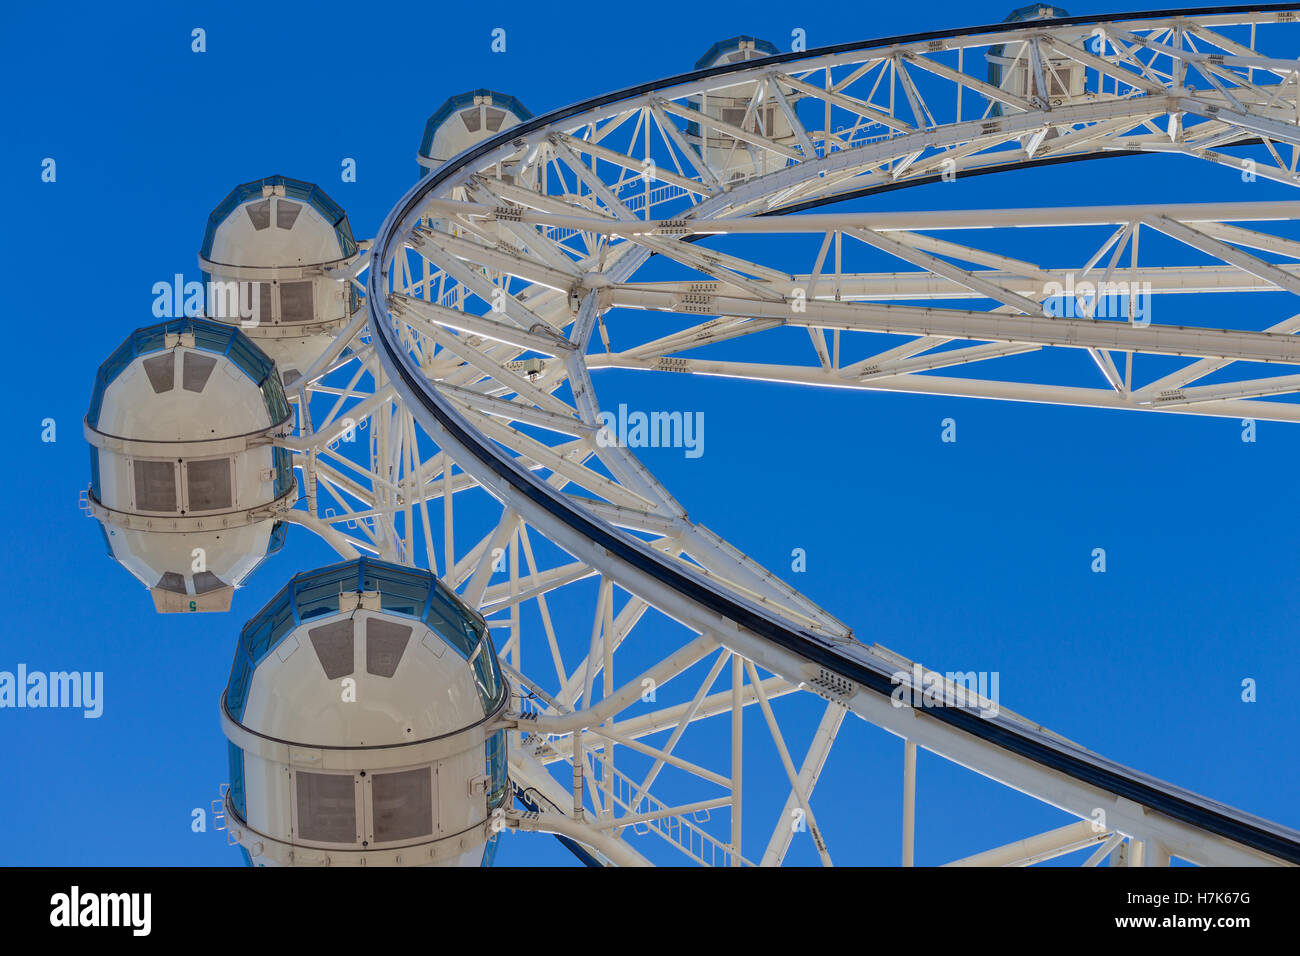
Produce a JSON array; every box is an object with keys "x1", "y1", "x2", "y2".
[
  {"x1": 220, "y1": 558, "x2": 510, "y2": 866},
  {"x1": 199, "y1": 175, "x2": 363, "y2": 388},
  {"x1": 685, "y1": 36, "x2": 799, "y2": 183},
  {"x1": 987, "y1": 4, "x2": 1089, "y2": 114},
  {"x1": 417, "y1": 90, "x2": 533, "y2": 177},
  {"x1": 85, "y1": 318, "x2": 295, "y2": 612}
]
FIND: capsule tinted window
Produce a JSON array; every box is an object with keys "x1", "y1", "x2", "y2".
[
  {"x1": 295, "y1": 565, "x2": 359, "y2": 620},
  {"x1": 133, "y1": 460, "x2": 177, "y2": 512},
  {"x1": 279, "y1": 281, "x2": 314, "y2": 323},
  {"x1": 259, "y1": 282, "x2": 273, "y2": 323},
  {"x1": 193, "y1": 570, "x2": 226, "y2": 594},
  {"x1": 461, "y1": 108, "x2": 481, "y2": 133},
  {"x1": 156, "y1": 571, "x2": 186, "y2": 594},
  {"x1": 309, "y1": 620, "x2": 354, "y2": 679},
  {"x1": 186, "y1": 458, "x2": 233, "y2": 511},
  {"x1": 246, "y1": 200, "x2": 271, "y2": 231},
  {"x1": 365, "y1": 619, "x2": 410, "y2": 678},
  {"x1": 485, "y1": 108, "x2": 506, "y2": 132},
  {"x1": 371, "y1": 769, "x2": 433, "y2": 842},
  {"x1": 276, "y1": 200, "x2": 302, "y2": 230},
  {"x1": 721, "y1": 107, "x2": 747, "y2": 128},
  {"x1": 295, "y1": 772, "x2": 356, "y2": 843},
  {"x1": 182, "y1": 352, "x2": 217, "y2": 393},
  {"x1": 142, "y1": 354, "x2": 174, "y2": 393}
]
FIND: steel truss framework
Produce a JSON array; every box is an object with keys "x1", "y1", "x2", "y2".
[{"x1": 264, "y1": 5, "x2": 1300, "y2": 865}]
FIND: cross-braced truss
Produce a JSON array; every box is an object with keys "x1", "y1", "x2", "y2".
[{"x1": 270, "y1": 5, "x2": 1300, "y2": 865}]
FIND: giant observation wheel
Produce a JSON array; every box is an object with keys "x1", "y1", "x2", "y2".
[{"x1": 87, "y1": 3, "x2": 1300, "y2": 866}]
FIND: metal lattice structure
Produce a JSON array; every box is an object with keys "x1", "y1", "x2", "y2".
[{"x1": 235, "y1": 5, "x2": 1300, "y2": 865}]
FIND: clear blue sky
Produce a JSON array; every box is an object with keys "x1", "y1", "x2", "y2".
[{"x1": 2, "y1": 0, "x2": 1297, "y2": 866}]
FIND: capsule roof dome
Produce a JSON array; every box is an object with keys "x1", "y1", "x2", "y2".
[
  {"x1": 224, "y1": 556, "x2": 505, "y2": 725},
  {"x1": 694, "y1": 36, "x2": 780, "y2": 71},
  {"x1": 1000, "y1": 3, "x2": 1070, "y2": 23},
  {"x1": 86, "y1": 316, "x2": 286, "y2": 433},
  {"x1": 987, "y1": 4, "x2": 1074, "y2": 115},
  {"x1": 419, "y1": 90, "x2": 533, "y2": 162},
  {"x1": 200, "y1": 174, "x2": 358, "y2": 263}
]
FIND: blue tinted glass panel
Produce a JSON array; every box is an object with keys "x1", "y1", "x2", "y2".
[
  {"x1": 102, "y1": 339, "x2": 135, "y2": 385},
  {"x1": 374, "y1": 565, "x2": 431, "y2": 618},
  {"x1": 480, "y1": 832, "x2": 500, "y2": 867},
  {"x1": 241, "y1": 617, "x2": 273, "y2": 668},
  {"x1": 227, "y1": 742, "x2": 247, "y2": 820},
  {"x1": 87, "y1": 377, "x2": 105, "y2": 429},
  {"x1": 472, "y1": 642, "x2": 503, "y2": 713},
  {"x1": 262, "y1": 380, "x2": 290, "y2": 425},
  {"x1": 244, "y1": 587, "x2": 292, "y2": 663},
  {"x1": 293, "y1": 562, "x2": 360, "y2": 620},
  {"x1": 272, "y1": 447, "x2": 294, "y2": 498},
  {"x1": 266, "y1": 520, "x2": 287, "y2": 555},
  {"x1": 89, "y1": 446, "x2": 101, "y2": 501},
  {"x1": 485, "y1": 729, "x2": 507, "y2": 808},
  {"x1": 133, "y1": 324, "x2": 168, "y2": 355},
  {"x1": 225, "y1": 652, "x2": 252, "y2": 720},
  {"x1": 425, "y1": 591, "x2": 477, "y2": 659},
  {"x1": 191, "y1": 320, "x2": 232, "y2": 354},
  {"x1": 227, "y1": 335, "x2": 272, "y2": 385}
]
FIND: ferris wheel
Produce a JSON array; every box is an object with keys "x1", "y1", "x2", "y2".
[{"x1": 85, "y1": 4, "x2": 1300, "y2": 866}]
